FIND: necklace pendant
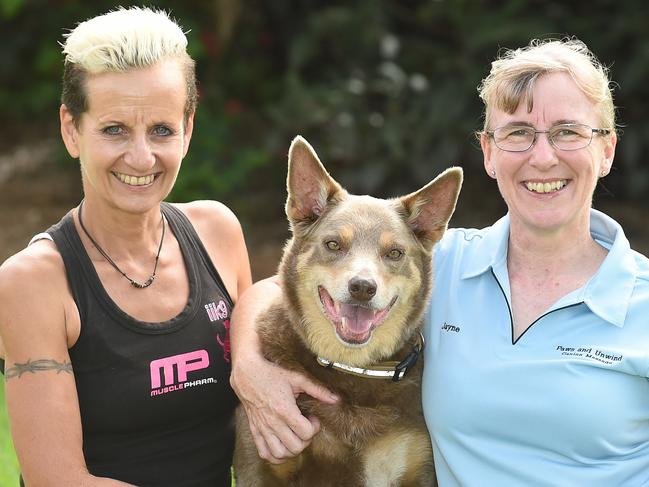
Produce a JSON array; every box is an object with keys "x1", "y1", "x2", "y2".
[
  {"x1": 131, "y1": 276, "x2": 155, "y2": 289},
  {"x1": 78, "y1": 201, "x2": 165, "y2": 291}
]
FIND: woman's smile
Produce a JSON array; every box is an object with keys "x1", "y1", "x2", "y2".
[
  {"x1": 112, "y1": 171, "x2": 159, "y2": 187},
  {"x1": 523, "y1": 179, "x2": 568, "y2": 194}
]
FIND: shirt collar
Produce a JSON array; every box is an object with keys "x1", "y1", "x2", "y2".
[
  {"x1": 460, "y1": 214, "x2": 510, "y2": 280},
  {"x1": 583, "y1": 209, "x2": 637, "y2": 327},
  {"x1": 459, "y1": 209, "x2": 637, "y2": 328}
]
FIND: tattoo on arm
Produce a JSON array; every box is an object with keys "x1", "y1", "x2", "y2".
[{"x1": 5, "y1": 359, "x2": 73, "y2": 380}]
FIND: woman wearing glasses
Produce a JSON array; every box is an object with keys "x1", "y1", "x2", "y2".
[{"x1": 230, "y1": 38, "x2": 649, "y2": 485}]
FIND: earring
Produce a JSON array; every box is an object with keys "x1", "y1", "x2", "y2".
[
  {"x1": 600, "y1": 170, "x2": 607, "y2": 177},
  {"x1": 491, "y1": 170, "x2": 496, "y2": 177}
]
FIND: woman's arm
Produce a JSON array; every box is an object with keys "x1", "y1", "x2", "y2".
[
  {"x1": 229, "y1": 277, "x2": 339, "y2": 464},
  {"x1": 0, "y1": 245, "x2": 134, "y2": 486}
]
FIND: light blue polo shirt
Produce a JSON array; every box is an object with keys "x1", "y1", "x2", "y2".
[{"x1": 423, "y1": 209, "x2": 649, "y2": 486}]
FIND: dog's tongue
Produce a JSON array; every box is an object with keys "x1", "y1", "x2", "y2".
[
  {"x1": 319, "y1": 286, "x2": 394, "y2": 344},
  {"x1": 339, "y1": 304, "x2": 375, "y2": 333}
]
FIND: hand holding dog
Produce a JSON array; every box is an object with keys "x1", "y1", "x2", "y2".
[{"x1": 230, "y1": 277, "x2": 339, "y2": 464}]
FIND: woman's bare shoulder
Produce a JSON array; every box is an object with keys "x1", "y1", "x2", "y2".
[
  {"x1": 0, "y1": 239, "x2": 67, "y2": 287},
  {"x1": 0, "y1": 238, "x2": 77, "y2": 360},
  {"x1": 0, "y1": 239, "x2": 70, "y2": 330},
  {"x1": 170, "y1": 200, "x2": 251, "y2": 301},
  {"x1": 172, "y1": 200, "x2": 241, "y2": 231}
]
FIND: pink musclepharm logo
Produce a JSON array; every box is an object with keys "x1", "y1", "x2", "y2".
[{"x1": 150, "y1": 350, "x2": 210, "y2": 389}]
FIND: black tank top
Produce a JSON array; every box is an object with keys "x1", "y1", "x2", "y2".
[{"x1": 46, "y1": 202, "x2": 238, "y2": 486}]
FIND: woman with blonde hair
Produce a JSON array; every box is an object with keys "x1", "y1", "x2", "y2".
[
  {"x1": 230, "y1": 38, "x2": 649, "y2": 486},
  {"x1": 0, "y1": 7, "x2": 251, "y2": 485}
]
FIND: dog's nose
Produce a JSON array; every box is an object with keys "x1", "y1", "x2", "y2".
[{"x1": 348, "y1": 277, "x2": 377, "y2": 302}]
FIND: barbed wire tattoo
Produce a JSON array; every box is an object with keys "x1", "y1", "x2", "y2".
[{"x1": 5, "y1": 359, "x2": 73, "y2": 379}]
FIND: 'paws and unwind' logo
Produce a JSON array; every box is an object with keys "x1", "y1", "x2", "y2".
[{"x1": 555, "y1": 345, "x2": 623, "y2": 365}]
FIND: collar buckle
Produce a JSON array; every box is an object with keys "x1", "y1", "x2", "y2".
[{"x1": 392, "y1": 332, "x2": 424, "y2": 381}]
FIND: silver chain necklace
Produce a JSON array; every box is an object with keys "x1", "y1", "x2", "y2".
[{"x1": 77, "y1": 200, "x2": 165, "y2": 289}]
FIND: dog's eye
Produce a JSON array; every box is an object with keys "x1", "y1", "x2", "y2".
[
  {"x1": 386, "y1": 249, "x2": 403, "y2": 260},
  {"x1": 325, "y1": 240, "x2": 341, "y2": 251}
]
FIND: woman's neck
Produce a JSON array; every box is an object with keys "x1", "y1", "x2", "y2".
[
  {"x1": 75, "y1": 197, "x2": 164, "y2": 261},
  {"x1": 506, "y1": 213, "x2": 607, "y2": 279}
]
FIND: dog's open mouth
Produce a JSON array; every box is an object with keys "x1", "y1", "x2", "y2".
[{"x1": 318, "y1": 286, "x2": 397, "y2": 345}]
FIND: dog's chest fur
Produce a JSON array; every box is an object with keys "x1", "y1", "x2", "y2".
[{"x1": 256, "y1": 303, "x2": 428, "y2": 484}]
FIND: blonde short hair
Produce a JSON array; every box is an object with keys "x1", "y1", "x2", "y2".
[
  {"x1": 478, "y1": 38, "x2": 615, "y2": 134},
  {"x1": 61, "y1": 7, "x2": 197, "y2": 125}
]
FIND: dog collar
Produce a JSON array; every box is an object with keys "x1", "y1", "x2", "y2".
[{"x1": 316, "y1": 331, "x2": 425, "y2": 382}]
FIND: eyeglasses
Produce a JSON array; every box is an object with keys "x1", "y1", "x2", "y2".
[{"x1": 486, "y1": 123, "x2": 611, "y2": 152}]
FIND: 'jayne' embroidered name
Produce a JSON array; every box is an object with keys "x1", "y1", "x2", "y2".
[
  {"x1": 555, "y1": 345, "x2": 622, "y2": 364},
  {"x1": 441, "y1": 322, "x2": 460, "y2": 333}
]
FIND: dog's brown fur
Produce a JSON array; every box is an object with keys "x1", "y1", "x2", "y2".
[{"x1": 234, "y1": 136, "x2": 462, "y2": 486}]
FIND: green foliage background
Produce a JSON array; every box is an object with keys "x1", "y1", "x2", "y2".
[
  {"x1": 0, "y1": 380, "x2": 19, "y2": 486},
  {"x1": 2, "y1": 0, "x2": 649, "y2": 484},
  {"x1": 2, "y1": 0, "x2": 649, "y2": 214}
]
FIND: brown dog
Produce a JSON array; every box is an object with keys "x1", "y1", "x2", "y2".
[{"x1": 234, "y1": 136, "x2": 462, "y2": 486}]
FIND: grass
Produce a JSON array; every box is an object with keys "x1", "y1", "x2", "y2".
[{"x1": 0, "y1": 380, "x2": 20, "y2": 486}]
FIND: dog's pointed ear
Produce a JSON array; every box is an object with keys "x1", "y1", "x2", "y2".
[
  {"x1": 399, "y1": 167, "x2": 463, "y2": 250},
  {"x1": 285, "y1": 136, "x2": 346, "y2": 229}
]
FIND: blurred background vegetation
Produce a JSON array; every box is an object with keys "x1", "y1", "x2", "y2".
[
  {"x1": 2, "y1": 0, "x2": 649, "y2": 224},
  {"x1": 1, "y1": 0, "x2": 649, "y2": 483}
]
